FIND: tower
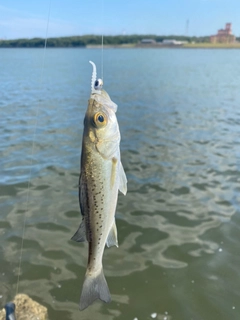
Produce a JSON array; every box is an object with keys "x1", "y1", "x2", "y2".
[{"x1": 225, "y1": 23, "x2": 232, "y2": 34}]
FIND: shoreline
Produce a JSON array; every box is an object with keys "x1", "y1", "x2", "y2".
[
  {"x1": 88, "y1": 43, "x2": 240, "y2": 49},
  {"x1": 1, "y1": 43, "x2": 240, "y2": 49}
]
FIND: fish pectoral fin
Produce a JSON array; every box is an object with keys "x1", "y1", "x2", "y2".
[
  {"x1": 118, "y1": 161, "x2": 127, "y2": 195},
  {"x1": 111, "y1": 157, "x2": 118, "y2": 189},
  {"x1": 71, "y1": 219, "x2": 87, "y2": 242},
  {"x1": 106, "y1": 221, "x2": 118, "y2": 248}
]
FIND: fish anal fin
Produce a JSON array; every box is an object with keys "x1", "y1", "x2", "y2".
[
  {"x1": 79, "y1": 268, "x2": 111, "y2": 310},
  {"x1": 71, "y1": 220, "x2": 87, "y2": 242},
  {"x1": 106, "y1": 221, "x2": 118, "y2": 248}
]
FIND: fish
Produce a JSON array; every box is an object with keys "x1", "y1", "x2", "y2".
[{"x1": 71, "y1": 61, "x2": 127, "y2": 311}]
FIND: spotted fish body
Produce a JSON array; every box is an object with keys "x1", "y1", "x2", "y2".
[{"x1": 72, "y1": 61, "x2": 127, "y2": 310}]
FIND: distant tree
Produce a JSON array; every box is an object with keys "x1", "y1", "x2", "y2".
[{"x1": 0, "y1": 34, "x2": 212, "y2": 48}]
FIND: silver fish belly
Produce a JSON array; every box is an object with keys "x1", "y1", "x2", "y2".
[{"x1": 71, "y1": 62, "x2": 127, "y2": 310}]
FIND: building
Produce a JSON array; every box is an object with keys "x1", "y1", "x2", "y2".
[
  {"x1": 210, "y1": 23, "x2": 235, "y2": 43},
  {"x1": 140, "y1": 39, "x2": 156, "y2": 44},
  {"x1": 138, "y1": 39, "x2": 187, "y2": 47},
  {"x1": 162, "y1": 39, "x2": 186, "y2": 46}
]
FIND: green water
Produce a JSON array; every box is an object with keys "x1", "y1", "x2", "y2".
[{"x1": 1, "y1": 48, "x2": 240, "y2": 320}]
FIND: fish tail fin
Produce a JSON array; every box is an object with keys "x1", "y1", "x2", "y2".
[{"x1": 79, "y1": 268, "x2": 111, "y2": 310}]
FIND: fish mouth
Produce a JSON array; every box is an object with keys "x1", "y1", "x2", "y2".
[{"x1": 90, "y1": 91, "x2": 118, "y2": 113}]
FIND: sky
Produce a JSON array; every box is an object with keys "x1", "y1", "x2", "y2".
[{"x1": 1, "y1": 0, "x2": 240, "y2": 40}]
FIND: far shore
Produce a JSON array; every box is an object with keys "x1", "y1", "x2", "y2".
[
  {"x1": 86, "y1": 42, "x2": 240, "y2": 49},
  {"x1": 1, "y1": 34, "x2": 240, "y2": 49},
  {"x1": 183, "y1": 42, "x2": 240, "y2": 49},
  {"x1": 1, "y1": 43, "x2": 240, "y2": 49}
]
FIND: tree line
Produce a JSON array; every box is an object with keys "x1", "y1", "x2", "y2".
[{"x1": 0, "y1": 35, "x2": 218, "y2": 48}]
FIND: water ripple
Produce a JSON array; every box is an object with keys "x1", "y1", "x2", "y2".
[{"x1": 1, "y1": 48, "x2": 240, "y2": 320}]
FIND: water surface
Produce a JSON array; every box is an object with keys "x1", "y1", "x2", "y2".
[{"x1": 1, "y1": 48, "x2": 240, "y2": 320}]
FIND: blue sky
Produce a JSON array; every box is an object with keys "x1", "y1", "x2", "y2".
[{"x1": 1, "y1": 0, "x2": 240, "y2": 39}]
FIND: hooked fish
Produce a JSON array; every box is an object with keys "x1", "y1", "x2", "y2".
[{"x1": 72, "y1": 61, "x2": 127, "y2": 310}]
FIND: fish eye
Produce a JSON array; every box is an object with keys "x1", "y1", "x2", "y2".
[
  {"x1": 98, "y1": 115, "x2": 104, "y2": 122},
  {"x1": 93, "y1": 112, "x2": 107, "y2": 127}
]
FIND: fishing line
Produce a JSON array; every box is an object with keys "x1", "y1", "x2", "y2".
[
  {"x1": 15, "y1": 0, "x2": 52, "y2": 296},
  {"x1": 101, "y1": 34, "x2": 104, "y2": 82},
  {"x1": 101, "y1": 0, "x2": 104, "y2": 81}
]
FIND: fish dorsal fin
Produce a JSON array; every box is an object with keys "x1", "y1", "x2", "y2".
[{"x1": 71, "y1": 219, "x2": 87, "y2": 242}]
